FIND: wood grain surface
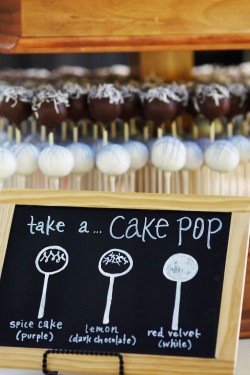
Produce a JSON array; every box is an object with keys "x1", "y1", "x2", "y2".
[{"x1": 1, "y1": 0, "x2": 250, "y2": 52}]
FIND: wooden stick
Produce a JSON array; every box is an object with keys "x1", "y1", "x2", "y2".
[
  {"x1": 181, "y1": 170, "x2": 189, "y2": 194},
  {"x1": 15, "y1": 127, "x2": 21, "y2": 144},
  {"x1": 124, "y1": 122, "x2": 129, "y2": 142},
  {"x1": 102, "y1": 127, "x2": 108, "y2": 146},
  {"x1": 210, "y1": 121, "x2": 216, "y2": 142},
  {"x1": 73, "y1": 126, "x2": 78, "y2": 143},
  {"x1": 171, "y1": 121, "x2": 177, "y2": 138},
  {"x1": 109, "y1": 176, "x2": 116, "y2": 192},
  {"x1": 48, "y1": 132, "x2": 54, "y2": 146},
  {"x1": 164, "y1": 171, "x2": 171, "y2": 194}
]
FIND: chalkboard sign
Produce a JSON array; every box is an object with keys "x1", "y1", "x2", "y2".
[{"x1": 0, "y1": 191, "x2": 249, "y2": 375}]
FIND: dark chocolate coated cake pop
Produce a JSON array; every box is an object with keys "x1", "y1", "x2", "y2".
[
  {"x1": 194, "y1": 83, "x2": 230, "y2": 121},
  {"x1": 169, "y1": 83, "x2": 189, "y2": 118},
  {"x1": 227, "y1": 83, "x2": 247, "y2": 120},
  {"x1": 88, "y1": 84, "x2": 123, "y2": 126},
  {"x1": 32, "y1": 89, "x2": 69, "y2": 131},
  {"x1": 141, "y1": 86, "x2": 180, "y2": 126},
  {"x1": 0, "y1": 86, "x2": 32, "y2": 125},
  {"x1": 62, "y1": 82, "x2": 89, "y2": 122},
  {"x1": 120, "y1": 85, "x2": 141, "y2": 121}
]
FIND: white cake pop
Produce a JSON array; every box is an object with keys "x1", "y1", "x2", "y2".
[
  {"x1": 123, "y1": 140, "x2": 149, "y2": 192},
  {"x1": 67, "y1": 142, "x2": 94, "y2": 175},
  {"x1": 11, "y1": 143, "x2": 39, "y2": 188},
  {"x1": 204, "y1": 140, "x2": 240, "y2": 173},
  {"x1": 96, "y1": 144, "x2": 130, "y2": 192},
  {"x1": 151, "y1": 136, "x2": 186, "y2": 194},
  {"x1": 38, "y1": 145, "x2": 74, "y2": 189},
  {"x1": 182, "y1": 141, "x2": 204, "y2": 195},
  {"x1": 230, "y1": 135, "x2": 250, "y2": 163},
  {"x1": 67, "y1": 142, "x2": 95, "y2": 190},
  {"x1": 183, "y1": 141, "x2": 203, "y2": 170},
  {"x1": 123, "y1": 141, "x2": 148, "y2": 171},
  {"x1": 151, "y1": 136, "x2": 186, "y2": 172},
  {"x1": 0, "y1": 147, "x2": 17, "y2": 190}
]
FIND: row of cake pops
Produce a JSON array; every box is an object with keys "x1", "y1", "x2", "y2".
[
  {"x1": 0, "y1": 82, "x2": 250, "y2": 144},
  {"x1": 0, "y1": 130, "x2": 250, "y2": 196},
  {"x1": 192, "y1": 62, "x2": 250, "y2": 85}
]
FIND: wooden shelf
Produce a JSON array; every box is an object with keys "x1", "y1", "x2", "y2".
[{"x1": 1, "y1": 0, "x2": 250, "y2": 53}]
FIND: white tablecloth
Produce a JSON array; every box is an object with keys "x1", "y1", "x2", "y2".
[{"x1": 0, "y1": 339, "x2": 249, "y2": 375}]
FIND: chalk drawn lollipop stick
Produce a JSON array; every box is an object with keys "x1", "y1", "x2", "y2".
[
  {"x1": 163, "y1": 253, "x2": 198, "y2": 331},
  {"x1": 103, "y1": 275, "x2": 115, "y2": 325},
  {"x1": 35, "y1": 245, "x2": 69, "y2": 319},
  {"x1": 99, "y1": 249, "x2": 133, "y2": 325}
]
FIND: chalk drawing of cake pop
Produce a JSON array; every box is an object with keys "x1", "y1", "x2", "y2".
[
  {"x1": 98, "y1": 249, "x2": 133, "y2": 324},
  {"x1": 35, "y1": 245, "x2": 69, "y2": 319},
  {"x1": 163, "y1": 253, "x2": 198, "y2": 330}
]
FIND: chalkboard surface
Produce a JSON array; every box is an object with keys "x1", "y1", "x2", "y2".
[{"x1": 0, "y1": 204, "x2": 231, "y2": 358}]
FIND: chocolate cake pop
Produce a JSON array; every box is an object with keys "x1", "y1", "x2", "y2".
[
  {"x1": 227, "y1": 83, "x2": 247, "y2": 120},
  {"x1": 120, "y1": 85, "x2": 142, "y2": 121},
  {"x1": 141, "y1": 86, "x2": 180, "y2": 126},
  {"x1": 0, "y1": 86, "x2": 32, "y2": 126},
  {"x1": 169, "y1": 83, "x2": 189, "y2": 118},
  {"x1": 32, "y1": 89, "x2": 69, "y2": 131},
  {"x1": 62, "y1": 82, "x2": 89, "y2": 122},
  {"x1": 88, "y1": 84, "x2": 123, "y2": 127},
  {"x1": 194, "y1": 84, "x2": 230, "y2": 121}
]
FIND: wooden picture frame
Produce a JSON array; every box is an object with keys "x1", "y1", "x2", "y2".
[{"x1": 0, "y1": 190, "x2": 249, "y2": 375}]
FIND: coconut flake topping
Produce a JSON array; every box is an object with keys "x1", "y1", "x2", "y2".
[
  {"x1": 62, "y1": 82, "x2": 88, "y2": 99},
  {"x1": 142, "y1": 86, "x2": 180, "y2": 104},
  {"x1": 32, "y1": 90, "x2": 69, "y2": 119},
  {"x1": 195, "y1": 84, "x2": 230, "y2": 109},
  {"x1": 88, "y1": 84, "x2": 124, "y2": 104},
  {"x1": 3, "y1": 86, "x2": 33, "y2": 107}
]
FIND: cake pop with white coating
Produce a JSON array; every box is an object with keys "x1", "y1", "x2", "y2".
[
  {"x1": 151, "y1": 136, "x2": 186, "y2": 172},
  {"x1": 67, "y1": 142, "x2": 94, "y2": 175},
  {"x1": 151, "y1": 136, "x2": 186, "y2": 193},
  {"x1": 96, "y1": 144, "x2": 130, "y2": 176},
  {"x1": 123, "y1": 140, "x2": 149, "y2": 171},
  {"x1": 11, "y1": 143, "x2": 39, "y2": 176},
  {"x1": 230, "y1": 135, "x2": 250, "y2": 163},
  {"x1": 183, "y1": 141, "x2": 203, "y2": 170},
  {"x1": 96, "y1": 144, "x2": 130, "y2": 192},
  {"x1": 38, "y1": 145, "x2": 74, "y2": 189},
  {"x1": 204, "y1": 140, "x2": 240, "y2": 173},
  {"x1": 0, "y1": 147, "x2": 17, "y2": 189}
]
